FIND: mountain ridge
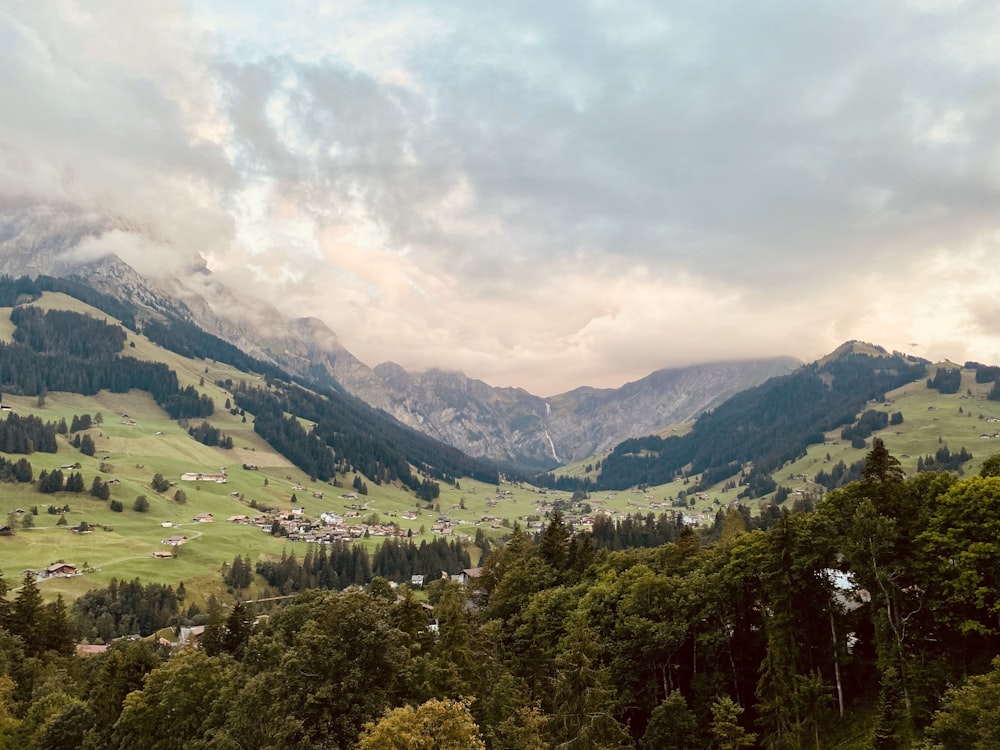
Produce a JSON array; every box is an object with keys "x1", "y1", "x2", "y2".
[{"x1": 0, "y1": 203, "x2": 798, "y2": 469}]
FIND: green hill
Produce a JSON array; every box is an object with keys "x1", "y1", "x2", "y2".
[{"x1": 0, "y1": 287, "x2": 511, "y2": 605}]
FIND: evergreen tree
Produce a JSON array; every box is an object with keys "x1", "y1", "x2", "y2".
[{"x1": 10, "y1": 572, "x2": 44, "y2": 656}]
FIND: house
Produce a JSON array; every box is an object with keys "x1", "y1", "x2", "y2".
[
  {"x1": 179, "y1": 625, "x2": 205, "y2": 646},
  {"x1": 228, "y1": 515, "x2": 250, "y2": 524},
  {"x1": 194, "y1": 513, "x2": 214, "y2": 523},
  {"x1": 162, "y1": 535, "x2": 188, "y2": 546},
  {"x1": 152, "y1": 550, "x2": 174, "y2": 558},
  {"x1": 46, "y1": 562, "x2": 78, "y2": 577},
  {"x1": 460, "y1": 567, "x2": 482, "y2": 586},
  {"x1": 411, "y1": 574, "x2": 425, "y2": 587}
]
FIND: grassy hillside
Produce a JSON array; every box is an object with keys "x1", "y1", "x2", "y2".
[
  {"x1": 2, "y1": 294, "x2": 996, "y2": 608},
  {"x1": 0, "y1": 293, "x2": 594, "y2": 604},
  {"x1": 551, "y1": 363, "x2": 1000, "y2": 519}
]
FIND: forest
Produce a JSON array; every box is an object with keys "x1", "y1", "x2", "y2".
[
  {"x1": 1, "y1": 440, "x2": 1000, "y2": 748},
  {"x1": 233, "y1": 381, "x2": 501, "y2": 488},
  {"x1": 0, "y1": 307, "x2": 213, "y2": 419}
]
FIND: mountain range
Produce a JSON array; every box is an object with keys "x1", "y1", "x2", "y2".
[{"x1": 0, "y1": 202, "x2": 798, "y2": 470}]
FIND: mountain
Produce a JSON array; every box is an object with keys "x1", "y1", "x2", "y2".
[
  {"x1": 0, "y1": 201, "x2": 797, "y2": 470},
  {"x1": 346, "y1": 358, "x2": 801, "y2": 471},
  {"x1": 582, "y1": 341, "x2": 929, "y2": 492}
]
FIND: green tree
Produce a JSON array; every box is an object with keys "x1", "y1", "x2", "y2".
[
  {"x1": 221, "y1": 590, "x2": 407, "y2": 750},
  {"x1": 920, "y1": 656, "x2": 1000, "y2": 750},
  {"x1": 222, "y1": 601, "x2": 255, "y2": 658},
  {"x1": 112, "y1": 649, "x2": 232, "y2": 750},
  {"x1": 709, "y1": 695, "x2": 755, "y2": 750},
  {"x1": 84, "y1": 640, "x2": 161, "y2": 748},
  {"x1": 10, "y1": 572, "x2": 44, "y2": 655},
  {"x1": 133, "y1": 495, "x2": 149, "y2": 512},
  {"x1": 357, "y1": 698, "x2": 486, "y2": 750},
  {"x1": 90, "y1": 476, "x2": 110, "y2": 500},
  {"x1": 979, "y1": 453, "x2": 1000, "y2": 478},
  {"x1": 151, "y1": 473, "x2": 170, "y2": 493},
  {"x1": 642, "y1": 691, "x2": 699, "y2": 750},
  {"x1": 545, "y1": 618, "x2": 631, "y2": 749}
]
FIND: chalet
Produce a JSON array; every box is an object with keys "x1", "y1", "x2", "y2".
[
  {"x1": 179, "y1": 625, "x2": 205, "y2": 646},
  {"x1": 46, "y1": 562, "x2": 78, "y2": 577},
  {"x1": 411, "y1": 574, "x2": 425, "y2": 587},
  {"x1": 194, "y1": 513, "x2": 214, "y2": 523},
  {"x1": 162, "y1": 535, "x2": 188, "y2": 546},
  {"x1": 152, "y1": 550, "x2": 174, "y2": 559},
  {"x1": 228, "y1": 515, "x2": 250, "y2": 524},
  {"x1": 460, "y1": 568, "x2": 483, "y2": 586}
]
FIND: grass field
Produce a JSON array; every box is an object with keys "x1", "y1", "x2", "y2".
[{"x1": 1, "y1": 292, "x2": 997, "y2": 606}]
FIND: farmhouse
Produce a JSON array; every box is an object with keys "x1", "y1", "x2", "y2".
[
  {"x1": 194, "y1": 513, "x2": 214, "y2": 523},
  {"x1": 152, "y1": 550, "x2": 174, "y2": 559},
  {"x1": 162, "y1": 535, "x2": 188, "y2": 546},
  {"x1": 460, "y1": 567, "x2": 482, "y2": 586},
  {"x1": 45, "y1": 562, "x2": 78, "y2": 577}
]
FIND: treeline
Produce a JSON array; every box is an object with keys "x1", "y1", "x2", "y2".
[
  {"x1": 917, "y1": 444, "x2": 973, "y2": 472},
  {"x1": 255, "y1": 544, "x2": 373, "y2": 593},
  {"x1": 0, "y1": 411, "x2": 58, "y2": 454},
  {"x1": 840, "y1": 408, "x2": 901, "y2": 446},
  {"x1": 587, "y1": 511, "x2": 681, "y2": 550},
  {"x1": 814, "y1": 457, "x2": 864, "y2": 490},
  {"x1": 10, "y1": 306, "x2": 127, "y2": 359},
  {"x1": 927, "y1": 366, "x2": 962, "y2": 393},
  {"x1": 0, "y1": 308, "x2": 212, "y2": 419},
  {"x1": 234, "y1": 382, "x2": 499, "y2": 489},
  {"x1": 0, "y1": 455, "x2": 33, "y2": 482},
  {"x1": 72, "y1": 578, "x2": 184, "y2": 642},
  {"x1": 0, "y1": 274, "x2": 137, "y2": 329},
  {"x1": 188, "y1": 421, "x2": 233, "y2": 449},
  {"x1": 549, "y1": 350, "x2": 926, "y2": 492},
  {"x1": 371, "y1": 537, "x2": 472, "y2": 581}
]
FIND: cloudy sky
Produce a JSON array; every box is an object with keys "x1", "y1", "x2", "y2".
[{"x1": 3, "y1": 1, "x2": 1000, "y2": 394}]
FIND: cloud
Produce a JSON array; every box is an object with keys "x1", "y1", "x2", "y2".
[{"x1": 3, "y1": 1, "x2": 1000, "y2": 393}]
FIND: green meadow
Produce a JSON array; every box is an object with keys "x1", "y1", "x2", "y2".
[{"x1": 1, "y1": 292, "x2": 998, "y2": 606}]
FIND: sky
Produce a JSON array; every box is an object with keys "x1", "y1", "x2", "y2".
[{"x1": 3, "y1": 1, "x2": 1000, "y2": 395}]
